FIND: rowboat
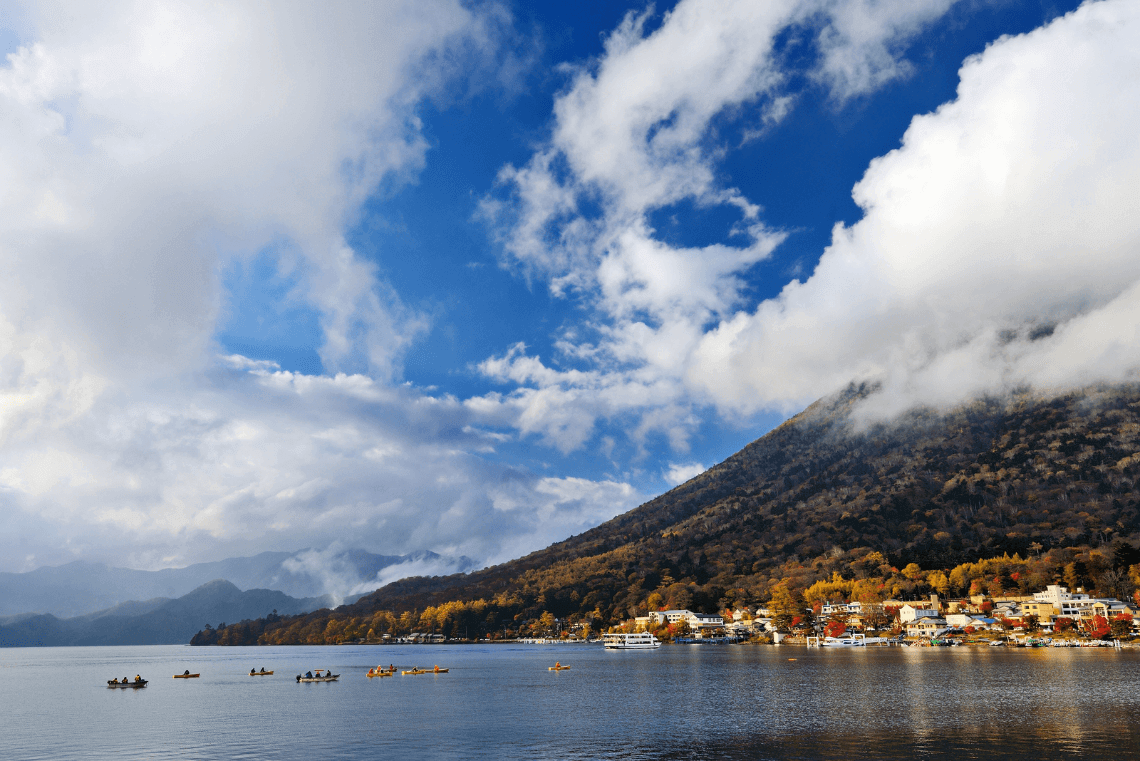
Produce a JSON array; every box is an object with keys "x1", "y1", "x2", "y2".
[
  {"x1": 249, "y1": 670, "x2": 274, "y2": 675},
  {"x1": 173, "y1": 673, "x2": 200, "y2": 679},
  {"x1": 296, "y1": 673, "x2": 339, "y2": 682},
  {"x1": 108, "y1": 680, "x2": 147, "y2": 688}
]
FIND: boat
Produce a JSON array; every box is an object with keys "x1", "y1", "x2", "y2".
[
  {"x1": 807, "y1": 633, "x2": 866, "y2": 647},
  {"x1": 248, "y1": 669, "x2": 273, "y2": 675},
  {"x1": 602, "y1": 632, "x2": 661, "y2": 650},
  {"x1": 401, "y1": 666, "x2": 449, "y2": 674},
  {"x1": 296, "y1": 670, "x2": 339, "y2": 682},
  {"x1": 173, "y1": 672, "x2": 200, "y2": 678},
  {"x1": 548, "y1": 662, "x2": 571, "y2": 671},
  {"x1": 107, "y1": 679, "x2": 148, "y2": 688},
  {"x1": 367, "y1": 668, "x2": 396, "y2": 678}
]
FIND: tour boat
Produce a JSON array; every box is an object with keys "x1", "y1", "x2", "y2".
[{"x1": 602, "y1": 632, "x2": 661, "y2": 650}]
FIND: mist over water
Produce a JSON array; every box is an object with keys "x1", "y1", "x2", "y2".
[{"x1": 3, "y1": 644, "x2": 1138, "y2": 759}]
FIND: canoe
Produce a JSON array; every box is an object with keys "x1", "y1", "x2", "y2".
[
  {"x1": 173, "y1": 673, "x2": 200, "y2": 678},
  {"x1": 296, "y1": 674, "x2": 339, "y2": 682},
  {"x1": 108, "y1": 680, "x2": 148, "y2": 688},
  {"x1": 366, "y1": 670, "x2": 394, "y2": 677},
  {"x1": 249, "y1": 670, "x2": 274, "y2": 675},
  {"x1": 402, "y1": 668, "x2": 449, "y2": 674}
]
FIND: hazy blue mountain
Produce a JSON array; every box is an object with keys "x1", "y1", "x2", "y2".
[
  {"x1": 0, "y1": 548, "x2": 473, "y2": 618},
  {"x1": 0, "y1": 579, "x2": 331, "y2": 646}
]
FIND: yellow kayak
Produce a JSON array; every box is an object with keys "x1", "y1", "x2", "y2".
[
  {"x1": 402, "y1": 667, "x2": 448, "y2": 674},
  {"x1": 173, "y1": 673, "x2": 200, "y2": 678},
  {"x1": 548, "y1": 665, "x2": 571, "y2": 671}
]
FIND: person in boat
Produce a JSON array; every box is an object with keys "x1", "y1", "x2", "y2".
[
  {"x1": 250, "y1": 668, "x2": 255, "y2": 675},
  {"x1": 305, "y1": 671, "x2": 313, "y2": 679},
  {"x1": 260, "y1": 667, "x2": 266, "y2": 673},
  {"x1": 110, "y1": 678, "x2": 118, "y2": 684},
  {"x1": 135, "y1": 675, "x2": 142, "y2": 682},
  {"x1": 184, "y1": 670, "x2": 190, "y2": 676}
]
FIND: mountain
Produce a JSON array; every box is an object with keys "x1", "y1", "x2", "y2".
[
  {"x1": 196, "y1": 383, "x2": 1140, "y2": 645},
  {"x1": 0, "y1": 579, "x2": 333, "y2": 646},
  {"x1": 0, "y1": 548, "x2": 473, "y2": 618}
]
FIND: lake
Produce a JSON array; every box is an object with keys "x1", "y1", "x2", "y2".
[{"x1": 3, "y1": 643, "x2": 1138, "y2": 759}]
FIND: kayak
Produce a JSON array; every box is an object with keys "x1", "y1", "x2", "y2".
[
  {"x1": 108, "y1": 680, "x2": 148, "y2": 688},
  {"x1": 249, "y1": 670, "x2": 274, "y2": 676},
  {"x1": 173, "y1": 673, "x2": 200, "y2": 678},
  {"x1": 548, "y1": 665, "x2": 571, "y2": 671}
]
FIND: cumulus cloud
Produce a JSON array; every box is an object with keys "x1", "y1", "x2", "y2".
[
  {"x1": 0, "y1": 1, "x2": 643, "y2": 572},
  {"x1": 477, "y1": 0, "x2": 961, "y2": 450},
  {"x1": 690, "y1": 0, "x2": 1140, "y2": 420}
]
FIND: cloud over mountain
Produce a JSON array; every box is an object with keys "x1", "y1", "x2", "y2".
[{"x1": 480, "y1": 0, "x2": 1140, "y2": 446}]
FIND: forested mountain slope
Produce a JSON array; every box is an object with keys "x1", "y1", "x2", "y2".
[{"x1": 195, "y1": 384, "x2": 1140, "y2": 645}]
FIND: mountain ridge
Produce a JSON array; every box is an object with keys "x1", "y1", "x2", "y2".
[
  {"x1": 193, "y1": 382, "x2": 1140, "y2": 645},
  {"x1": 0, "y1": 579, "x2": 336, "y2": 646}
]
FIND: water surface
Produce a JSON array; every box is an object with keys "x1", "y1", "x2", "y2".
[{"x1": 3, "y1": 643, "x2": 1137, "y2": 759}]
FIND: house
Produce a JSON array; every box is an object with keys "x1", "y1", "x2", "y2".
[
  {"x1": 647, "y1": 609, "x2": 695, "y2": 626},
  {"x1": 906, "y1": 617, "x2": 948, "y2": 637},
  {"x1": 945, "y1": 613, "x2": 986, "y2": 629},
  {"x1": 899, "y1": 604, "x2": 940, "y2": 623},
  {"x1": 688, "y1": 613, "x2": 724, "y2": 634},
  {"x1": 821, "y1": 601, "x2": 863, "y2": 616}
]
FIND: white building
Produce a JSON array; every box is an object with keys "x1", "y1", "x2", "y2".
[
  {"x1": 899, "y1": 605, "x2": 940, "y2": 623},
  {"x1": 647, "y1": 609, "x2": 694, "y2": 626},
  {"x1": 906, "y1": 617, "x2": 948, "y2": 637},
  {"x1": 821, "y1": 601, "x2": 863, "y2": 616}
]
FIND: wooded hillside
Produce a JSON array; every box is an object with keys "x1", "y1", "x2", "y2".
[{"x1": 193, "y1": 383, "x2": 1140, "y2": 645}]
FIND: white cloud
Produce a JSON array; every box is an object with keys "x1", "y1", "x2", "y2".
[
  {"x1": 0, "y1": 2, "x2": 644, "y2": 572},
  {"x1": 664, "y1": 462, "x2": 706, "y2": 486},
  {"x1": 477, "y1": 0, "x2": 961, "y2": 451},
  {"x1": 689, "y1": 0, "x2": 1140, "y2": 420}
]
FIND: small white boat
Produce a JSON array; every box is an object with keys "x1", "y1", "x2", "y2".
[
  {"x1": 603, "y1": 632, "x2": 661, "y2": 650},
  {"x1": 809, "y1": 633, "x2": 866, "y2": 647}
]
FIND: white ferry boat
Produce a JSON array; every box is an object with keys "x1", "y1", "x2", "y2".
[{"x1": 603, "y1": 632, "x2": 661, "y2": 650}]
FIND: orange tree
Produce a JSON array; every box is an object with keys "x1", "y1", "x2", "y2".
[
  {"x1": 1110, "y1": 613, "x2": 1132, "y2": 638},
  {"x1": 1084, "y1": 614, "x2": 1111, "y2": 639},
  {"x1": 824, "y1": 620, "x2": 846, "y2": 638}
]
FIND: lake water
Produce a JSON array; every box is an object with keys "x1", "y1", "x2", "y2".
[{"x1": 2, "y1": 643, "x2": 1138, "y2": 760}]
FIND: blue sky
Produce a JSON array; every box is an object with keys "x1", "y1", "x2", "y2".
[
  {"x1": 2, "y1": 0, "x2": 1138, "y2": 582},
  {"x1": 220, "y1": 0, "x2": 1085, "y2": 486}
]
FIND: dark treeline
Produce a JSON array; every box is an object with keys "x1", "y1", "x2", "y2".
[{"x1": 194, "y1": 384, "x2": 1140, "y2": 646}]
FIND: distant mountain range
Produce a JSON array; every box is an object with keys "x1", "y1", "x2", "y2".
[
  {"x1": 0, "y1": 579, "x2": 331, "y2": 646},
  {"x1": 0, "y1": 548, "x2": 474, "y2": 618}
]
